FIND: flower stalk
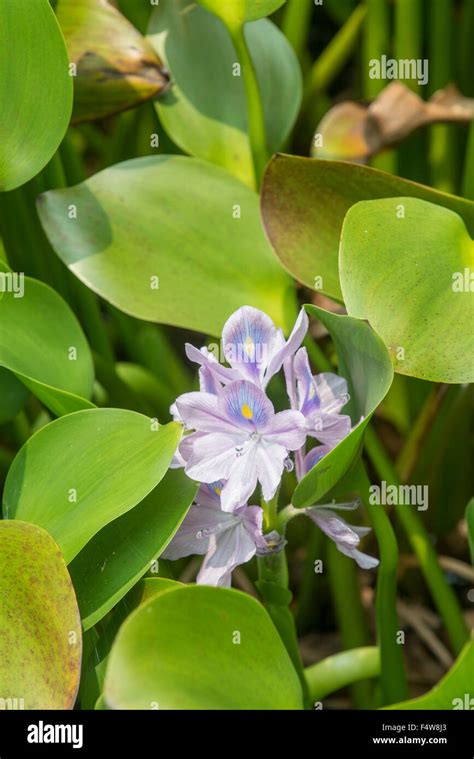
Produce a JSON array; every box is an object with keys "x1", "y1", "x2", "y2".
[
  {"x1": 256, "y1": 545, "x2": 309, "y2": 705},
  {"x1": 229, "y1": 25, "x2": 268, "y2": 187},
  {"x1": 354, "y1": 462, "x2": 408, "y2": 704}
]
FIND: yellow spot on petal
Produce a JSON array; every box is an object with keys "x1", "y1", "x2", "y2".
[
  {"x1": 244, "y1": 336, "x2": 254, "y2": 356},
  {"x1": 214, "y1": 486, "x2": 222, "y2": 496},
  {"x1": 241, "y1": 403, "x2": 253, "y2": 419}
]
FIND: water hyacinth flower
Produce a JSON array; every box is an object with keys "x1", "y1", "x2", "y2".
[
  {"x1": 301, "y1": 449, "x2": 378, "y2": 568},
  {"x1": 285, "y1": 347, "x2": 352, "y2": 447},
  {"x1": 165, "y1": 304, "x2": 378, "y2": 582},
  {"x1": 303, "y1": 501, "x2": 379, "y2": 569},
  {"x1": 162, "y1": 483, "x2": 267, "y2": 586},
  {"x1": 185, "y1": 306, "x2": 309, "y2": 390},
  {"x1": 175, "y1": 380, "x2": 306, "y2": 511}
]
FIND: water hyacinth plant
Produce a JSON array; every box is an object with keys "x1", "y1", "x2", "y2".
[{"x1": 0, "y1": 0, "x2": 473, "y2": 721}]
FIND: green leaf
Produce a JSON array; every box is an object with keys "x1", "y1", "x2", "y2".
[
  {"x1": 37, "y1": 155, "x2": 295, "y2": 336},
  {"x1": 69, "y1": 469, "x2": 197, "y2": 630},
  {"x1": 293, "y1": 306, "x2": 393, "y2": 508},
  {"x1": 261, "y1": 156, "x2": 474, "y2": 302},
  {"x1": 56, "y1": 0, "x2": 169, "y2": 124},
  {"x1": 0, "y1": 265, "x2": 94, "y2": 416},
  {"x1": 0, "y1": 521, "x2": 81, "y2": 709},
  {"x1": 79, "y1": 578, "x2": 181, "y2": 708},
  {"x1": 104, "y1": 585, "x2": 303, "y2": 709},
  {"x1": 4, "y1": 409, "x2": 181, "y2": 563},
  {"x1": 0, "y1": 368, "x2": 29, "y2": 425},
  {"x1": 196, "y1": 0, "x2": 286, "y2": 29},
  {"x1": 340, "y1": 197, "x2": 474, "y2": 383},
  {"x1": 149, "y1": 1, "x2": 301, "y2": 187},
  {"x1": 466, "y1": 499, "x2": 474, "y2": 565},
  {"x1": 0, "y1": 0, "x2": 72, "y2": 192},
  {"x1": 387, "y1": 638, "x2": 474, "y2": 709}
]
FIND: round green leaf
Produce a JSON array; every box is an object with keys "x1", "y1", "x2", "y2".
[
  {"x1": 79, "y1": 578, "x2": 182, "y2": 709},
  {"x1": 0, "y1": 0, "x2": 72, "y2": 191},
  {"x1": 3, "y1": 409, "x2": 182, "y2": 563},
  {"x1": 37, "y1": 155, "x2": 295, "y2": 336},
  {"x1": 340, "y1": 197, "x2": 474, "y2": 383},
  {"x1": 0, "y1": 265, "x2": 94, "y2": 416},
  {"x1": 293, "y1": 306, "x2": 393, "y2": 508},
  {"x1": 149, "y1": 1, "x2": 301, "y2": 187},
  {"x1": 387, "y1": 639, "x2": 474, "y2": 710},
  {"x1": 261, "y1": 155, "x2": 474, "y2": 302},
  {"x1": 122, "y1": 577, "x2": 183, "y2": 609},
  {"x1": 197, "y1": 0, "x2": 286, "y2": 29},
  {"x1": 0, "y1": 521, "x2": 81, "y2": 709},
  {"x1": 56, "y1": 0, "x2": 169, "y2": 124},
  {"x1": 104, "y1": 585, "x2": 303, "y2": 709},
  {"x1": 69, "y1": 469, "x2": 197, "y2": 630}
]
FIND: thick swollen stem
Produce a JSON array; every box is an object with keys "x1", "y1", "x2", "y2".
[
  {"x1": 257, "y1": 547, "x2": 309, "y2": 705},
  {"x1": 305, "y1": 646, "x2": 380, "y2": 704}
]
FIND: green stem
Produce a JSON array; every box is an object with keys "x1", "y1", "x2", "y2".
[
  {"x1": 262, "y1": 494, "x2": 279, "y2": 532},
  {"x1": 305, "y1": 646, "x2": 380, "y2": 703},
  {"x1": 394, "y1": 0, "x2": 426, "y2": 183},
  {"x1": 394, "y1": 0, "x2": 422, "y2": 94},
  {"x1": 256, "y1": 548, "x2": 309, "y2": 705},
  {"x1": 396, "y1": 385, "x2": 448, "y2": 482},
  {"x1": 355, "y1": 462, "x2": 407, "y2": 704},
  {"x1": 363, "y1": 0, "x2": 391, "y2": 100},
  {"x1": 304, "y1": 4, "x2": 367, "y2": 105},
  {"x1": 295, "y1": 524, "x2": 327, "y2": 634},
  {"x1": 281, "y1": 0, "x2": 312, "y2": 66},
  {"x1": 327, "y1": 540, "x2": 373, "y2": 707},
  {"x1": 363, "y1": 0, "x2": 395, "y2": 173},
  {"x1": 364, "y1": 425, "x2": 469, "y2": 654},
  {"x1": 230, "y1": 25, "x2": 268, "y2": 186},
  {"x1": 463, "y1": 121, "x2": 474, "y2": 200},
  {"x1": 304, "y1": 337, "x2": 468, "y2": 662},
  {"x1": 428, "y1": 0, "x2": 456, "y2": 192},
  {"x1": 275, "y1": 504, "x2": 298, "y2": 533},
  {"x1": 459, "y1": 0, "x2": 474, "y2": 97}
]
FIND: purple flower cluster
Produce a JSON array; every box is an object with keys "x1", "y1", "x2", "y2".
[{"x1": 163, "y1": 306, "x2": 378, "y2": 585}]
